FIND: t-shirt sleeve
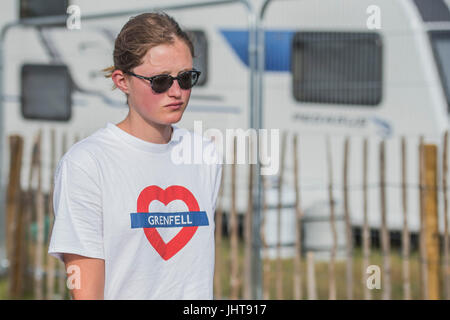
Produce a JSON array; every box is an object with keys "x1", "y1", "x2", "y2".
[{"x1": 48, "y1": 155, "x2": 104, "y2": 262}]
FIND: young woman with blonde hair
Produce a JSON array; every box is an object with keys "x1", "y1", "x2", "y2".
[{"x1": 48, "y1": 12, "x2": 222, "y2": 300}]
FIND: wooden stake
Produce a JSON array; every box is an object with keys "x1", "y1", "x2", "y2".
[
  {"x1": 343, "y1": 137, "x2": 353, "y2": 300},
  {"x1": 34, "y1": 130, "x2": 45, "y2": 300},
  {"x1": 230, "y1": 136, "x2": 240, "y2": 299},
  {"x1": 401, "y1": 137, "x2": 411, "y2": 300},
  {"x1": 326, "y1": 136, "x2": 337, "y2": 300},
  {"x1": 276, "y1": 131, "x2": 287, "y2": 300},
  {"x1": 419, "y1": 136, "x2": 428, "y2": 299},
  {"x1": 5, "y1": 136, "x2": 22, "y2": 273},
  {"x1": 6, "y1": 135, "x2": 24, "y2": 299},
  {"x1": 379, "y1": 139, "x2": 391, "y2": 300},
  {"x1": 306, "y1": 251, "x2": 317, "y2": 300},
  {"x1": 442, "y1": 131, "x2": 450, "y2": 300},
  {"x1": 24, "y1": 134, "x2": 40, "y2": 296},
  {"x1": 57, "y1": 131, "x2": 68, "y2": 300},
  {"x1": 214, "y1": 163, "x2": 225, "y2": 300},
  {"x1": 17, "y1": 189, "x2": 29, "y2": 297},
  {"x1": 243, "y1": 135, "x2": 254, "y2": 299},
  {"x1": 260, "y1": 174, "x2": 271, "y2": 300},
  {"x1": 46, "y1": 129, "x2": 57, "y2": 300},
  {"x1": 423, "y1": 144, "x2": 440, "y2": 300},
  {"x1": 362, "y1": 138, "x2": 372, "y2": 300},
  {"x1": 293, "y1": 134, "x2": 303, "y2": 300}
]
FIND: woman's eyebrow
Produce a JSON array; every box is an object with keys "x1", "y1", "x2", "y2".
[{"x1": 157, "y1": 68, "x2": 193, "y2": 75}]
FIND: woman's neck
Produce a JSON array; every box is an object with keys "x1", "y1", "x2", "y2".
[{"x1": 116, "y1": 112, "x2": 173, "y2": 144}]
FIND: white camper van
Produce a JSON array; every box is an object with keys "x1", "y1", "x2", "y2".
[
  {"x1": 0, "y1": 0, "x2": 450, "y2": 267},
  {"x1": 257, "y1": 0, "x2": 450, "y2": 256}
]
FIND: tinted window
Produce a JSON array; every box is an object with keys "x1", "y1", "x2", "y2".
[
  {"x1": 21, "y1": 64, "x2": 72, "y2": 121},
  {"x1": 292, "y1": 32, "x2": 382, "y2": 106},
  {"x1": 189, "y1": 30, "x2": 208, "y2": 86},
  {"x1": 430, "y1": 31, "x2": 450, "y2": 112},
  {"x1": 20, "y1": 0, "x2": 69, "y2": 18}
]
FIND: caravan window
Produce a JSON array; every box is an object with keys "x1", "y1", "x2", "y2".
[
  {"x1": 189, "y1": 30, "x2": 208, "y2": 86},
  {"x1": 21, "y1": 64, "x2": 72, "y2": 121},
  {"x1": 429, "y1": 31, "x2": 450, "y2": 113},
  {"x1": 292, "y1": 32, "x2": 382, "y2": 106},
  {"x1": 20, "y1": 0, "x2": 69, "y2": 19}
]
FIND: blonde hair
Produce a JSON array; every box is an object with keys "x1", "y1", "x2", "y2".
[{"x1": 103, "y1": 12, "x2": 195, "y2": 90}]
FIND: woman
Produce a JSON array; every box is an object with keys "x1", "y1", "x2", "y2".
[{"x1": 48, "y1": 12, "x2": 222, "y2": 300}]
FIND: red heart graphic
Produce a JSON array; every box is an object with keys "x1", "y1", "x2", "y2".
[{"x1": 137, "y1": 185, "x2": 200, "y2": 260}]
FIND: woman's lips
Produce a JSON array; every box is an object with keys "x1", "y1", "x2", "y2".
[{"x1": 166, "y1": 102, "x2": 183, "y2": 110}]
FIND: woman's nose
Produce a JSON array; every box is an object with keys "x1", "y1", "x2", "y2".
[{"x1": 167, "y1": 78, "x2": 182, "y2": 98}]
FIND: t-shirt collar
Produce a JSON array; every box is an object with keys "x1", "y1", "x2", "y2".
[{"x1": 106, "y1": 122, "x2": 184, "y2": 154}]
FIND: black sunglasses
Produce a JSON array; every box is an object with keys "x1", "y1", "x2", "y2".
[{"x1": 125, "y1": 69, "x2": 201, "y2": 93}]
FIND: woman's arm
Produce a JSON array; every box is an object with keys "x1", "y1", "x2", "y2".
[{"x1": 63, "y1": 253, "x2": 105, "y2": 300}]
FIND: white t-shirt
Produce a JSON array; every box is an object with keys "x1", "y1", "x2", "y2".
[{"x1": 48, "y1": 122, "x2": 222, "y2": 300}]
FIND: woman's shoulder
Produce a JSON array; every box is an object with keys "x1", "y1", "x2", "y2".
[{"x1": 60, "y1": 126, "x2": 111, "y2": 167}]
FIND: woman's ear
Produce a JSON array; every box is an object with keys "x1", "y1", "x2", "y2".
[{"x1": 112, "y1": 69, "x2": 130, "y2": 94}]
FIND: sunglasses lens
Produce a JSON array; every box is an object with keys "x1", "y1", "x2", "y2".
[
  {"x1": 151, "y1": 75, "x2": 173, "y2": 93},
  {"x1": 178, "y1": 71, "x2": 199, "y2": 90},
  {"x1": 149, "y1": 71, "x2": 200, "y2": 93}
]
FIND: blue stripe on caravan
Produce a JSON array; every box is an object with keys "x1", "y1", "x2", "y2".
[{"x1": 219, "y1": 29, "x2": 295, "y2": 72}]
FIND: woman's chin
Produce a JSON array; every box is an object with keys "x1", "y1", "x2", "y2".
[{"x1": 164, "y1": 111, "x2": 184, "y2": 123}]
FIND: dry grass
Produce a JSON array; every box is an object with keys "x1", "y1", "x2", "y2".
[
  {"x1": 215, "y1": 238, "x2": 441, "y2": 300},
  {"x1": 0, "y1": 238, "x2": 444, "y2": 300}
]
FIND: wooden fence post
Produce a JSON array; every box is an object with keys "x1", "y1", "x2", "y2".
[
  {"x1": 260, "y1": 174, "x2": 271, "y2": 300},
  {"x1": 343, "y1": 137, "x2": 353, "y2": 300},
  {"x1": 362, "y1": 138, "x2": 372, "y2": 300},
  {"x1": 6, "y1": 135, "x2": 24, "y2": 299},
  {"x1": 419, "y1": 137, "x2": 429, "y2": 299},
  {"x1": 230, "y1": 136, "x2": 239, "y2": 299},
  {"x1": 214, "y1": 163, "x2": 225, "y2": 300},
  {"x1": 57, "y1": 131, "x2": 68, "y2": 299},
  {"x1": 244, "y1": 135, "x2": 254, "y2": 300},
  {"x1": 34, "y1": 130, "x2": 44, "y2": 300},
  {"x1": 46, "y1": 129, "x2": 57, "y2": 299},
  {"x1": 379, "y1": 139, "x2": 391, "y2": 300},
  {"x1": 401, "y1": 137, "x2": 411, "y2": 300},
  {"x1": 276, "y1": 131, "x2": 287, "y2": 300},
  {"x1": 423, "y1": 144, "x2": 440, "y2": 300},
  {"x1": 442, "y1": 131, "x2": 450, "y2": 300},
  {"x1": 326, "y1": 136, "x2": 337, "y2": 300},
  {"x1": 306, "y1": 251, "x2": 317, "y2": 300},
  {"x1": 293, "y1": 134, "x2": 303, "y2": 300}
]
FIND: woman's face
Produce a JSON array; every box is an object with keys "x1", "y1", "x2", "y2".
[{"x1": 119, "y1": 37, "x2": 193, "y2": 126}]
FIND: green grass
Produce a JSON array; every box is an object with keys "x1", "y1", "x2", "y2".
[
  {"x1": 0, "y1": 273, "x2": 38, "y2": 300},
  {"x1": 0, "y1": 278, "x2": 6, "y2": 300}
]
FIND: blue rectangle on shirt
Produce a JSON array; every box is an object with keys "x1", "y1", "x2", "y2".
[{"x1": 130, "y1": 211, "x2": 209, "y2": 228}]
